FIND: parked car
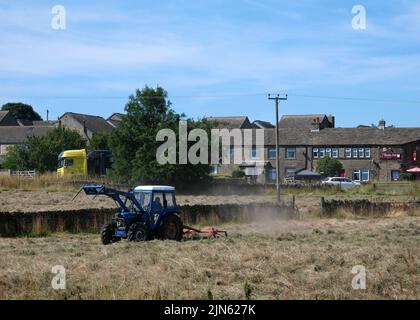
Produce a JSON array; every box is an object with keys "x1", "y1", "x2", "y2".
[{"x1": 321, "y1": 177, "x2": 361, "y2": 189}]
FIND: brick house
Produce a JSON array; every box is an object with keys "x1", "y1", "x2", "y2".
[
  {"x1": 0, "y1": 126, "x2": 54, "y2": 164},
  {"x1": 210, "y1": 115, "x2": 420, "y2": 183},
  {"x1": 0, "y1": 111, "x2": 19, "y2": 126},
  {"x1": 107, "y1": 113, "x2": 125, "y2": 127},
  {"x1": 58, "y1": 112, "x2": 115, "y2": 142}
]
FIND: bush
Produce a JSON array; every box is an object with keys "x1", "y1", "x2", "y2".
[
  {"x1": 232, "y1": 170, "x2": 245, "y2": 178},
  {"x1": 400, "y1": 173, "x2": 414, "y2": 181},
  {"x1": 316, "y1": 156, "x2": 343, "y2": 177}
]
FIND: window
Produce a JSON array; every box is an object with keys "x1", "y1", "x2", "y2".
[
  {"x1": 209, "y1": 165, "x2": 218, "y2": 175},
  {"x1": 353, "y1": 169, "x2": 361, "y2": 181},
  {"x1": 0, "y1": 144, "x2": 9, "y2": 155},
  {"x1": 164, "y1": 192, "x2": 176, "y2": 209},
  {"x1": 285, "y1": 147, "x2": 296, "y2": 159},
  {"x1": 135, "y1": 192, "x2": 151, "y2": 211},
  {"x1": 285, "y1": 167, "x2": 296, "y2": 177},
  {"x1": 352, "y1": 148, "x2": 358, "y2": 158},
  {"x1": 313, "y1": 148, "x2": 319, "y2": 159},
  {"x1": 268, "y1": 147, "x2": 276, "y2": 159},
  {"x1": 391, "y1": 170, "x2": 400, "y2": 181},
  {"x1": 267, "y1": 168, "x2": 276, "y2": 181},
  {"x1": 345, "y1": 148, "x2": 352, "y2": 158},
  {"x1": 325, "y1": 148, "x2": 332, "y2": 157},
  {"x1": 332, "y1": 148, "x2": 339, "y2": 158},
  {"x1": 59, "y1": 158, "x2": 73, "y2": 167},
  {"x1": 251, "y1": 146, "x2": 259, "y2": 159},
  {"x1": 319, "y1": 148, "x2": 325, "y2": 158},
  {"x1": 365, "y1": 148, "x2": 371, "y2": 158},
  {"x1": 361, "y1": 169, "x2": 369, "y2": 182},
  {"x1": 153, "y1": 192, "x2": 164, "y2": 213},
  {"x1": 359, "y1": 148, "x2": 365, "y2": 158},
  {"x1": 230, "y1": 146, "x2": 235, "y2": 157}
]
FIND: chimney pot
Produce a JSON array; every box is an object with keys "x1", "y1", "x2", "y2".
[{"x1": 378, "y1": 119, "x2": 386, "y2": 130}]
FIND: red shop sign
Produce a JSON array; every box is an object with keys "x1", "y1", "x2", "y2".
[{"x1": 380, "y1": 152, "x2": 401, "y2": 160}]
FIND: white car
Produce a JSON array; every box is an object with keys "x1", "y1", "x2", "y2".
[{"x1": 321, "y1": 177, "x2": 361, "y2": 189}]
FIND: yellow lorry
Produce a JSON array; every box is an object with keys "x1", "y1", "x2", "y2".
[{"x1": 57, "y1": 149, "x2": 111, "y2": 176}]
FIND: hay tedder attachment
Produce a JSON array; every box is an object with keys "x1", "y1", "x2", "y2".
[
  {"x1": 183, "y1": 225, "x2": 228, "y2": 238},
  {"x1": 75, "y1": 184, "x2": 227, "y2": 244}
]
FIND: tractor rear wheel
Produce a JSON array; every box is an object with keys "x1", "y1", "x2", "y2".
[
  {"x1": 101, "y1": 224, "x2": 114, "y2": 245},
  {"x1": 160, "y1": 215, "x2": 183, "y2": 241},
  {"x1": 128, "y1": 223, "x2": 149, "y2": 242}
]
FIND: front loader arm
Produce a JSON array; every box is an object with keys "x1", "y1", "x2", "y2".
[{"x1": 82, "y1": 185, "x2": 132, "y2": 212}]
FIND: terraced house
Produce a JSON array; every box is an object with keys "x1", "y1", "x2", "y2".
[{"x1": 211, "y1": 115, "x2": 420, "y2": 183}]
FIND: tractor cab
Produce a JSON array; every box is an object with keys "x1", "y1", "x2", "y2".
[{"x1": 133, "y1": 186, "x2": 177, "y2": 220}]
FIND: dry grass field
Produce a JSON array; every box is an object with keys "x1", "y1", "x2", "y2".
[
  {"x1": 0, "y1": 216, "x2": 418, "y2": 300},
  {"x1": 0, "y1": 188, "x2": 416, "y2": 213}
]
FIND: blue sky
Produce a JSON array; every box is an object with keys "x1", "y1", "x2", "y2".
[{"x1": 1, "y1": 0, "x2": 420, "y2": 127}]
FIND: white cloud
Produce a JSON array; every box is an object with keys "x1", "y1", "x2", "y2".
[{"x1": 1, "y1": 0, "x2": 420, "y2": 98}]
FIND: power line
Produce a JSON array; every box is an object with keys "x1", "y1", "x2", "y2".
[
  {"x1": 287, "y1": 94, "x2": 420, "y2": 104},
  {"x1": 1, "y1": 92, "x2": 420, "y2": 104}
]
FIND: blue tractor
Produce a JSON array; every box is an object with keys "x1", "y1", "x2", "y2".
[{"x1": 81, "y1": 185, "x2": 184, "y2": 244}]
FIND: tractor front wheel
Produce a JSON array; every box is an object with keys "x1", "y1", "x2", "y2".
[
  {"x1": 159, "y1": 215, "x2": 183, "y2": 241},
  {"x1": 128, "y1": 223, "x2": 149, "y2": 242},
  {"x1": 101, "y1": 224, "x2": 114, "y2": 245}
]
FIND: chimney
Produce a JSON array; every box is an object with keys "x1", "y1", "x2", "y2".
[
  {"x1": 328, "y1": 115, "x2": 335, "y2": 128},
  {"x1": 378, "y1": 119, "x2": 386, "y2": 130},
  {"x1": 311, "y1": 118, "x2": 320, "y2": 132}
]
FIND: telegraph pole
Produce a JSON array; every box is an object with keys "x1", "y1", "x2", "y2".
[{"x1": 268, "y1": 94, "x2": 288, "y2": 202}]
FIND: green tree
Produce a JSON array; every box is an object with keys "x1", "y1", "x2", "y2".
[
  {"x1": 2, "y1": 145, "x2": 29, "y2": 170},
  {"x1": 1, "y1": 102, "x2": 42, "y2": 121},
  {"x1": 316, "y1": 156, "x2": 343, "y2": 177},
  {"x1": 89, "y1": 132, "x2": 111, "y2": 151},
  {"x1": 109, "y1": 85, "x2": 211, "y2": 186},
  {"x1": 3, "y1": 127, "x2": 86, "y2": 172}
]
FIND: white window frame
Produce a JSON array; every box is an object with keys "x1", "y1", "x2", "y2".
[
  {"x1": 358, "y1": 147, "x2": 365, "y2": 158},
  {"x1": 230, "y1": 146, "x2": 235, "y2": 157},
  {"x1": 353, "y1": 169, "x2": 361, "y2": 181},
  {"x1": 285, "y1": 147, "x2": 296, "y2": 159},
  {"x1": 361, "y1": 168, "x2": 369, "y2": 182},
  {"x1": 319, "y1": 148, "x2": 325, "y2": 158},
  {"x1": 352, "y1": 148, "x2": 358, "y2": 158},
  {"x1": 332, "y1": 148, "x2": 338, "y2": 158},
  {"x1": 365, "y1": 147, "x2": 371, "y2": 158},
  {"x1": 250, "y1": 146, "x2": 259, "y2": 159},
  {"x1": 325, "y1": 148, "x2": 332, "y2": 158},
  {"x1": 268, "y1": 147, "x2": 276, "y2": 160},
  {"x1": 345, "y1": 148, "x2": 352, "y2": 158},
  {"x1": 313, "y1": 148, "x2": 319, "y2": 159},
  {"x1": 0, "y1": 144, "x2": 10, "y2": 155}
]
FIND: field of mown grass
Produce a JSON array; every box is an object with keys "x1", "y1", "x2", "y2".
[
  {"x1": 0, "y1": 216, "x2": 418, "y2": 300},
  {"x1": 1, "y1": 173, "x2": 419, "y2": 197}
]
